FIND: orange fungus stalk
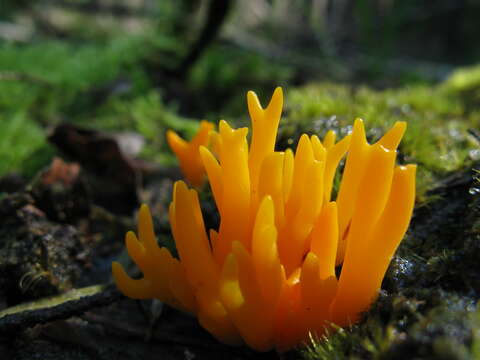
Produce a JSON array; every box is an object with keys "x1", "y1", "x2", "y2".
[{"x1": 112, "y1": 87, "x2": 416, "y2": 352}]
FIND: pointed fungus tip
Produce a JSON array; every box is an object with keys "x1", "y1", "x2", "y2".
[
  {"x1": 111, "y1": 261, "x2": 121, "y2": 273},
  {"x1": 139, "y1": 203, "x2": 150, "y2": 215},
  {"x1": 125, "y1": 230, "x2": 138, "y2": 242},
  {"x1": 219, "y1": 119, "x2": 231, "y2": 133},
  {"x1": 270, "y1": 86, "x2": 283, "y2": 102}
]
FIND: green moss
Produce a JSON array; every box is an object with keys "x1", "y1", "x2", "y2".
[
  {"x1": 0, "y1": 36, "x2": 151, "y2": 88},
  {"x1": 443, "y1": 64, "x2": 480, "y2": 95},
  {"x1": 0, "y1": 112, "x2": 53, "y2": 176},
  {"x1": 300, "y1": 294, "x2": 480, "y2": 360},
  {"x1": 0, "y1": 36, "x2": 153, "y2": 123},
  {"x1": 0, "y1": 36, "x2": 154, "y2": 177}
]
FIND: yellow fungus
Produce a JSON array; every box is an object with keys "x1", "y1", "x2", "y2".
[
  {"x1": 113, "y1": 87, "x2": 416, "y2": 352},
  {"x1": 166, "y1": 120, "x2": 214, "y2": 187}
]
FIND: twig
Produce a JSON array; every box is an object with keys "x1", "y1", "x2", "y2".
[{"x1": 0, "y1": 284, "x2": 123, "y2": 335}]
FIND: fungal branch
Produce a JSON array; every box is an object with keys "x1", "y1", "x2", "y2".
[
  {"x1": 112, "y1": 87, "x2": 416, "y2": 352},
  {"x1": 166, "y1": 120, "x2": 214, "y2": 187}
]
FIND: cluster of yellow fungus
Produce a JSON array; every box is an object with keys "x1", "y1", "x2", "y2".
[{"x1": 112, "y1": 87, "x2": 416, "y2": 352}]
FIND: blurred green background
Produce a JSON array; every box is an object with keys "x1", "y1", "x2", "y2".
[
  {"x1": 0, "y1": 0, "x2": 480, "y2": 182},
  {"x1": 2, "y1": 2, "x2": 480, "y2": 359}
]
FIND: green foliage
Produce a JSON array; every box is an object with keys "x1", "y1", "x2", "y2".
[
  {"x1": 301, "y1": 312, "x2": 402, "y2": 360},
  {"x1": 0, "y1": 35, "x2": 153, "y2": 121},
  {"x1": 443, "y1": 64, "x2": 480, "y2": 93},
  {"x1": 0, "y1": 35, "x2": 155, "y2": 176},
  {"x1": 302, "y1": 329, "x2": 352, "y2": 360},
  {"x1": 442, "y1": 64, "x2": 480, "y2": 107},
  {"x1": 0, "y1": 112, "x2": 53, "y2": 176}
]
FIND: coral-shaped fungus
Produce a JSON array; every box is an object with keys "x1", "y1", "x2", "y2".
[{"x1": 112, "y1": 87, "x2": 416, "y2": 352}]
